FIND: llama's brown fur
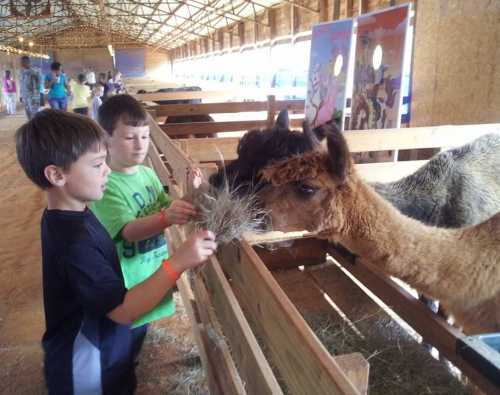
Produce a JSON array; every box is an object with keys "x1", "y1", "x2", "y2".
[{"x1": 259, "y1": 131, "x2": 500, "y2": 335}]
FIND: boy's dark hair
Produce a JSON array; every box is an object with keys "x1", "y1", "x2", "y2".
[
  {"x1": 77, "y1": 73, "x2": 86, "y2": 83},
  {"x1": 16, "y1": 109, "x2": 105, "y2": 189},
  {"x1": 50, "y1": 62, "x2": 61, "y2": 71},
  {"x1": 98, "y1": 94, "x2": 148, "y2": 136}
]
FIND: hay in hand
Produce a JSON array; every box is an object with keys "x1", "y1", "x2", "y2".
[{"x1": 191, "y1": 181, "x2": 269, "y2": 244}]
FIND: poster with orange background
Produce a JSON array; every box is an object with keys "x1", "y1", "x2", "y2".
[{"x1": 350, "y1": 5, "x2": 410, "y2": 130}]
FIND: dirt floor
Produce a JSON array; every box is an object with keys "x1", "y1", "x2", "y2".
[{"x1": 0, "y1": 110, "x2": 207, "y2": 394}]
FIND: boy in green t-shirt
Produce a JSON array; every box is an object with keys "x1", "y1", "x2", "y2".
[{"x1": 91, "y1": 94, "x2": 199, "y2": 329}]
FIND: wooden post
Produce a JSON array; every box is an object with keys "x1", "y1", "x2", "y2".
[
  {"x1": 268, "y1": 8, "x2": 277, "y2": 40},
  {"x1": 346, "y1": 0, "x2": 354, "y2": 17},
  {"x1": 267, "y1": 95, "x2": 277, "y2": 128},
  {"x1": 238, "y1": 22, "x2": 245, "y2": 47},
  {"x1": 319, "y1": 0, "x2": 329, "y2": 22},
  {"x1": 333, "y1": 0, "x2": 341, "y2": 20}
]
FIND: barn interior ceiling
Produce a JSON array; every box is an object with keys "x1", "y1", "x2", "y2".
[{"x1": 0, "y1": 0, "x2": 289, "y2": 51}]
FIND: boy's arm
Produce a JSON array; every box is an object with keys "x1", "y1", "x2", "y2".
[
  {"x1": 121, "y1": 200, "x2": 197, "y2": 242},
  {"x1": 107, "y1": 230, "x2": 216, "y2": 324}
]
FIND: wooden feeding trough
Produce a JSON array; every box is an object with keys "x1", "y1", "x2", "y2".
[{"x1": 145, "y1": 104, "x2": 500, "y2": 394}]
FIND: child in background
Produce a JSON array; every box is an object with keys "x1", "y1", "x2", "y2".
[
  {"x1": 89, "y1": 84, "x2": 104, "y2": 121},
  {"x1": 3, "y1": 70, "x2": 17, "y2": 115},
  {"x1": 16, "y1": 109, "x2": 216, "y2": 393},
  {"x1": 91, "y1": 94, "x2": 200, "y2": 330},
  {"x1": 72, "y1": 73, "x2": 91, "y2": 116}
]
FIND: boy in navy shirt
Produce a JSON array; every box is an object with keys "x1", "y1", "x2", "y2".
[{"x1": 15, "y1": 110, "x2": 217, "y2": 394}]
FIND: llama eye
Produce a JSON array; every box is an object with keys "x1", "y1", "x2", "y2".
[{"x1": 295, "y1": 182, "x2": 317, "y2": 196}]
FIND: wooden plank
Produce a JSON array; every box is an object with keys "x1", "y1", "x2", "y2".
[
  {"x1": 134, "y1": 88, "x2": 304, "y2": 102},
  {"x1": 200, "y1": 255, "x2": 284, "y2": 395},
  {"x1": 167, "y1": 227, "x2": 242, "y2": 394},
  {"x1": 197, "y1": 327, "x2": 228, "y2": 394},
  {"x1": 173, "y1": 137, "x2": 240, "y2": 162},
  {"x1": 356, "y1": 160, "x2": 428, "y2": 183},
  {"x1": 173, "y1": 264, "x2": 222, "y2": 393},
  {"x1": 254, "y1": 237, "x2": 328, "y2": 271},
  {"x1": 168, "y1": 225, "x2": 283, "y2": 394},
  {"x1": 151, "y1": 99, "x2": 305, "y2": 117},
  {"x1": 218, "y1": 241, "x2": 363, "y2": 395},
  {"x1": 345, "y1": 124, "x2": 500, "y2": 152},
  {"x1": 333, "y1": 354, "x2": 369, "y2": 395},
  {"x1": 192, "y1": 276, "x2": 247, "y2": 395},
  {"x1": 148, "y1": 114, "x2": 194, "y2": 190},
  {"x1": 161, "y1": 118, "x2": 304, "y2": 137},
  {"x1": 245, "y1": 230, "x2": 311, "y2": 245},
  {"x1": 172, "y1": 123, "x2": 500, "y2": 163},
  {"x1": 147, "y1": 142, "x2": 174, "y2": 186},
  {"x1": 327, "y1": 246, "x2": 500, "y2": 395},
  {"x1": 172, "y1": 134, "x2": 429, "y2": 183},
  {"x1": 134, "y1": 90, "x2": 241, "y2": 102}
]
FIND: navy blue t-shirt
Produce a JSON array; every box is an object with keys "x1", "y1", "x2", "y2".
[{"x1": 41, "y1": 208, "x2": 140, "y2": 394}]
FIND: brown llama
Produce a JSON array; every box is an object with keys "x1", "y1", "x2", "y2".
[{"x1": 257, "y1": 126, "x2": 500, "y2": 335}]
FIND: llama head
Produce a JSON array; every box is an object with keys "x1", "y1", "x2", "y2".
[
  {"x1": 209, "y1": 109, "x2": 331, "y2": 195},
  {"x1": 258, "y1": 125, "x2": 354, "y2": 234}
]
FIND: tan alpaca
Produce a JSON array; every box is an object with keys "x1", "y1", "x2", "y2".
[{"x1": 259, "y1": 128, "x2": 500, "y2": 335}]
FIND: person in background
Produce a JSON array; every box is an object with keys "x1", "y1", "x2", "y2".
[
  {"x1": 45, "y1": 62, "x2": 71, "y2": 111},
  {"x1": 72, "y1": 73, "x2": 91, "y2": 116},
  {"x1": 20, "y1": 56, "x2": 41, "y2": 120},
  {"x1": 89, "y1": 84, "x2": 104, "y2": 121},
  {"x1": 99, "y1": 72, "x2": 109, "y2": 101},
  {"x1": 85, "y1": 67, "x2": 96, "y2": 89},
  {"x1": 38, "y1": 67, "x2": 46, "y2": 108},
  {"x1": 3, "y1": 70, "x2": 17, "y2": 115},
  {"x1": 106, "y1": 71, "x2": 115, "y2": 99},
  {"x1": 113, "y1": 71, "x2": 123, "y2": 94}
]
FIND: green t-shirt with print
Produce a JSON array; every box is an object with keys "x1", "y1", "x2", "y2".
[{"x1": 91, "y1": 165, "x2": 174, "y2": 328}]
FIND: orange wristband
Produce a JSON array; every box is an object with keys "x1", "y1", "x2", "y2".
[
  {"x1": 159, "y1": 208, "x2": 168, "y2": 228},
  {"x1": 162, "y1": 259, "x2": 180, "y2": 282}
]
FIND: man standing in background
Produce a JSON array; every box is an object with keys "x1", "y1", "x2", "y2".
[
  {"x1": 20, "y1": 56, "x2": 41, "y2": 120},
  {"x1": 85, "y1": 66, "x2": 96, "y2": 89}
]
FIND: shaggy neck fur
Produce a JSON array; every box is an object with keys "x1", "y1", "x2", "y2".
[{"x1": 321, "y1": 170, "x2": 500, "y2": 334}]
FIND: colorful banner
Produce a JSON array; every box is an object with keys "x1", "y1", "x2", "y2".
[
  {"x1": 350, "y1": 4, "x2": 410, "y2": 130},
  {"x1": 305, "y1": 19, "x2": 353, "y2": 128},
  {"x1": 115, "y1": 48, "x2": 146, "y2": 77}
]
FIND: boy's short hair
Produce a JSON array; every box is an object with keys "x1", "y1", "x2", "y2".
[
  {"x1": 77, "y1": 73, "x2": 86, "y2": 83},
  {"x1": 98, "y1": 94, "x2": 148, "y2": 136},
  {"x1": 50, "y1": 62, "x2": 61, "y2": 71},
  {"x1": 16, "y1": 109, "x2": 105, "y2": 189}
]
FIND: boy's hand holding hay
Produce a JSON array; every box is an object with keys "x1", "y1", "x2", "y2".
[
  {"x1": 187, "y1": 166, "x2": 269, "y2": 244},
  {"x1": 162, "y1": 200, "x2": 197, "y2": 226}
]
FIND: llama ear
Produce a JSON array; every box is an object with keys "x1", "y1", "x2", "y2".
[
  {"x1": 306, "y1": 122, "x2": 330, "y2": 148},
  {"x1": 274, "y1": 109, "x2": 289, "y2": 130},
  {"x1": 303, "y1": 120, "x2": 320, "y2": 147},
  {"x1": 326, "y1": 128, "x2": 350, "y2": 183}
]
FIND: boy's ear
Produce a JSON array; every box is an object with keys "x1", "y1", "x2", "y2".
[{"x1": 44, "y1": 165, "x2": 67, "y2": 187}]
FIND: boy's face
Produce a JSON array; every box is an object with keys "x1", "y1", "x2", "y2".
[
  {"x1": 60, "y1": 145, "x2": 110, "y2": 203},
  {"x1": 107, "y1": 120, "x2": 150, "y2": 168}
]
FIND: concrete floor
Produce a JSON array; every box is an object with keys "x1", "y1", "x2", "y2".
[{"x1": 0, "y1": 109, "x2": 207, "y2": 394}]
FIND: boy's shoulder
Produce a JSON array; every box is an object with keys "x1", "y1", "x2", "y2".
[{"x1": 42, "y1": 209, "x2": 102, "y2": 249}]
